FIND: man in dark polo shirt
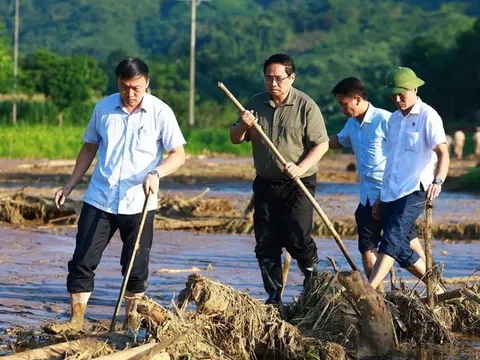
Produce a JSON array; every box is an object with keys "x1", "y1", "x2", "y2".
[{"x1": 230, "y1": 54, "x2": 329, "y2": 304}]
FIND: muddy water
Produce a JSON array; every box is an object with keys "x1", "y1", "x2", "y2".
[
  {"x1": 155, "y1": 179, "x2": 480, "y2": 224},
  {"x1": 0, "y1": 227, "x2": 478, "y2": 328},
  {"x1": 0, "y1": 227, "x2": 478, "y2": 359}
]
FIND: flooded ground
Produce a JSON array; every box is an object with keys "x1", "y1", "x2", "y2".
[
  {"x1": 0, "y1": 227, "x2": 479, "y2": 358},
  {"x1": 0, "y1": 155, "x2": 479, "y2": 358},
  {"x1": 0, "y1": 227, "x2": 478, "y2": 328}
]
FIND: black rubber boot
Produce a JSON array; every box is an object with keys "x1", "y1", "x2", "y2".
[
  {"x1": 298, "y1": 255, "x2": 319, "y2": 287},
  {"x1": 258, "y1": 258, "x2": 283, "y2": 305}
]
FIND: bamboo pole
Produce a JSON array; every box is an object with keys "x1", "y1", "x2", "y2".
[
  {"x1": 109, "y1": 192, "x2": 153, "y2": 332},
  {"x1": 425, "y1": 199, "x2": 434, "y2": 308},
  {"x1": 218, "y1": 82, "x2": 359, "y2": 271}
]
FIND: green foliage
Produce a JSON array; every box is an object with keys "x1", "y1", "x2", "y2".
[
  {"x1": 0, "y1": 100, "x2": 94, "y2": 126},
  {"x1": 0, "y1": 124, "x2": 85, "y2": 159},
  {"x1": 0, "y1": 124, "x2": 251, "y2": 158},
  {"x1": 183, "y1": 127, "x2": 251, "y2": 155},
  {"x1": 21, "y1": 50, "x2": 106, "y2": 111},
  {"x1": 1, "y1": 0, "x2": 476, "y2": 117},
  {"x1": 401, "y1": 18, "x2": 480, "y2": 125},
  {"x1": 0, "y1": 0, "x2": 478, "y2": 143},
  {"x1": 0, "y1": 23, "x2": 12, "y2": 93}
]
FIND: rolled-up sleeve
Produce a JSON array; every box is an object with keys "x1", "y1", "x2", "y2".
[
  {"x1": 82, "y1": 106, "x2": 100, "y2": 144},
  {"x1": 305, "y1": 103, "x2": 328, "y2": 148}
]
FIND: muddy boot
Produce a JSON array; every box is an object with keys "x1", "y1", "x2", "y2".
[
  {"x1": 299, "y1": 259, "x2": 319, "y2": 288},
  {"x1": 44, "y1": 292, "x2": 90, "y2": 334},
  {"x1": 259, "y1": 258, "x2": 283, "y2": 305},
  {"x1": 123, "y1": 291, "x2": 144, "y2": 332}
]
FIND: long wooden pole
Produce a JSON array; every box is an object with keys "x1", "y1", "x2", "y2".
[
  {"x1": 109, "y1": 192, "x2": 153, "y2": 332},
  {"x1": 218, "y1": 82, "x2": 358, "y2": 271},
  {"x1": 425, "y1": 199, "x2": 434, "y2": 308}
]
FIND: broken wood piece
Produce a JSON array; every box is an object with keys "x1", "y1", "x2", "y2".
[
  {"x1": 387, "y1": 276, "x2": 480, "y2": 285},
  {"x1": 422, "y1": 289, "x2": 463, "y2": 303},
  {"x1": 94, "y1": 345, "x2": 169, "y2": 360},
  {"x1": 3, "y1": 332, "x2": 131, "y2": 360},
  {"x1": 95, "y1": 331, "x2": 186, "y2": 359},
  {"x1": 136, "y1": 297, "x2": 168, "y2": 326},
  {"x1": 462, "y1": 288, "x2": 480, "y2": 305},
  {"x1": 326, "y1": 256, "x2": 340, "y2": 273}
]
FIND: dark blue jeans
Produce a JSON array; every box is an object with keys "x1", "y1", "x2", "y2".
[
  {"x1": 355, "y1": 199, "x2": 418, "y2": 254},
  {"x1": 67, "y1": 202, "x2": 154, "y2": 293},
  {"x1": 379, "y1": 190, "x2": 425, "y2": 268}
]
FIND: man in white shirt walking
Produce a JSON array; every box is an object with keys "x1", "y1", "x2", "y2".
[
  {"x1": 369, "y1": 67, "x2": 450, "y2": 291},
  {"x1": 328, "y1": 77, "x2": 425, "y2": 286},
  {"x1": 49, "y1": 58, "x2": 187, "y2": 333}
]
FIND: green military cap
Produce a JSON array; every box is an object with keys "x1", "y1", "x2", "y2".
[{"x1": 384, "y1": 67, "x2": 425, "y2": 95}]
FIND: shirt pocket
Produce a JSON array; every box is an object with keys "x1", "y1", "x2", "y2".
[
  {"x1": 404, "y1": 131, "x2": 420, "y2": 152},
  {"x1": 278, "y1": 125, "x2": 304, "y2": 147},
  {"x1": 135, "y1": 128, "x2": 159, "y2": 154}
]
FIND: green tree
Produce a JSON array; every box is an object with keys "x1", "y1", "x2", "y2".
[
  {"x1": 21, "y1": 50, "x2": 107, "y2": 126},
  {"x1": 0, "y1": 24, "x2": 13, "y2": 94}
]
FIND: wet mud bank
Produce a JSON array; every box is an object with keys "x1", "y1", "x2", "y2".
[
  {"x1": 0, "y1": 226, "x2": 479, "y2": 359},
  {"x1": 2, "y1": 190, "x2": 480, "y2": 240}
]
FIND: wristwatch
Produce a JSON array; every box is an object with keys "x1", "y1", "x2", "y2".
[
  {"x1": 432, "y1": 178, "x2": 443, "y2": 185},
  {"x1": 148, "y1": 169, "x2": 160, "y2": 178}
]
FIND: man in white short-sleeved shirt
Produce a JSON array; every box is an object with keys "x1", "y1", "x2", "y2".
[
  {"x1": 328, "y1": 77, "x2": 425, "y2": 287},
  {"x1": 369, "y1": 67, "x2": 450, "y2": 292},
  {"x1": 49, "y1": 58, "x2": 186, "y2": 333}
]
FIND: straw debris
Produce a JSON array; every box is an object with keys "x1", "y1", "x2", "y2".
[{"x1": 0, "y1": 192, "x2": 79, "y2": 225}]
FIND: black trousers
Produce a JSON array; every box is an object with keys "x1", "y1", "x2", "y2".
[
  {"x1": 67, "y1": 202, "x2": 154, "y2": 294},
  {"x1": 253, "y1": 174, "x2": 318, "y2": 268}
]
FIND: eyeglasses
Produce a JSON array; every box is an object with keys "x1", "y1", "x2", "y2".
[{"x1": 263, "y1": 75, "x2": 291, "y2": 84}]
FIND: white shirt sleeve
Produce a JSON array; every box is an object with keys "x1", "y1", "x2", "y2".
[
  {"x1": 425, "y1": 109, "x2": 447, "y2": 150},
  {"x1": 159, "y1": 106, "x2": 187, "y2": 152},
  {"x1": 82, "y1": 105, "x2": 100, "y2": 144},
  {"x1": 337, "y1": 120, "x2": 352, "y2": 148}
]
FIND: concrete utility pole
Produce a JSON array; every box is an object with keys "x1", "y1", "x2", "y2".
[
  {"x1": 12, "y1": 0, "x2": 19, "y2": 125},
  {"x1": 178, "y1": 0, "x2": 210, "y2": 128}
]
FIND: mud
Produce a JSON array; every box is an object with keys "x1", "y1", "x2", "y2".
[
  {"x1": 0, "y1": 155, "x2": 479, "y2": 358},
  {"x1": 2, "y1": 155, "x2": 480, "y2": 240}
]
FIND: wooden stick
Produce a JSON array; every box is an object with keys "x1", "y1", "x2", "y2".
[
  {"x1": 389, "y1": 266, "x2": 397, "y2": 291},
  {"x1": 425, "y1": 199, "x2": 435, "y2": 308},
  {"x1": 326, "y1": 255, "x2": 340, "y2": 273},
  {"x1": 109, "y1": 192, "x2": 153, "y2": 332},
  {"x1": 3, "y1": 333, "x2": 132, "y2": 360},
  {"x1": 421, "y1": 289, "x2": 462, "y2": 303},
  {"x1": 218, "y1": 82, "x2": 358, "y2": 272},
  {"x1": 96, "y1": 331, "x2": 186, "y2": 359},
  {"x1": 383, "y1": 276, "x2": 480, "y2": 285},
  {"x1": 463, "y1": 288, "x2": 480, "y2": 305},
  {"x1": 280, "y1": 252, "x2": 292, "y2": 297}
]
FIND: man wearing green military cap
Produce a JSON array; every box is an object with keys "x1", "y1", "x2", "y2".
[{"x1": 369, "y1": 67, "x2": 450, "y2": 292}]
